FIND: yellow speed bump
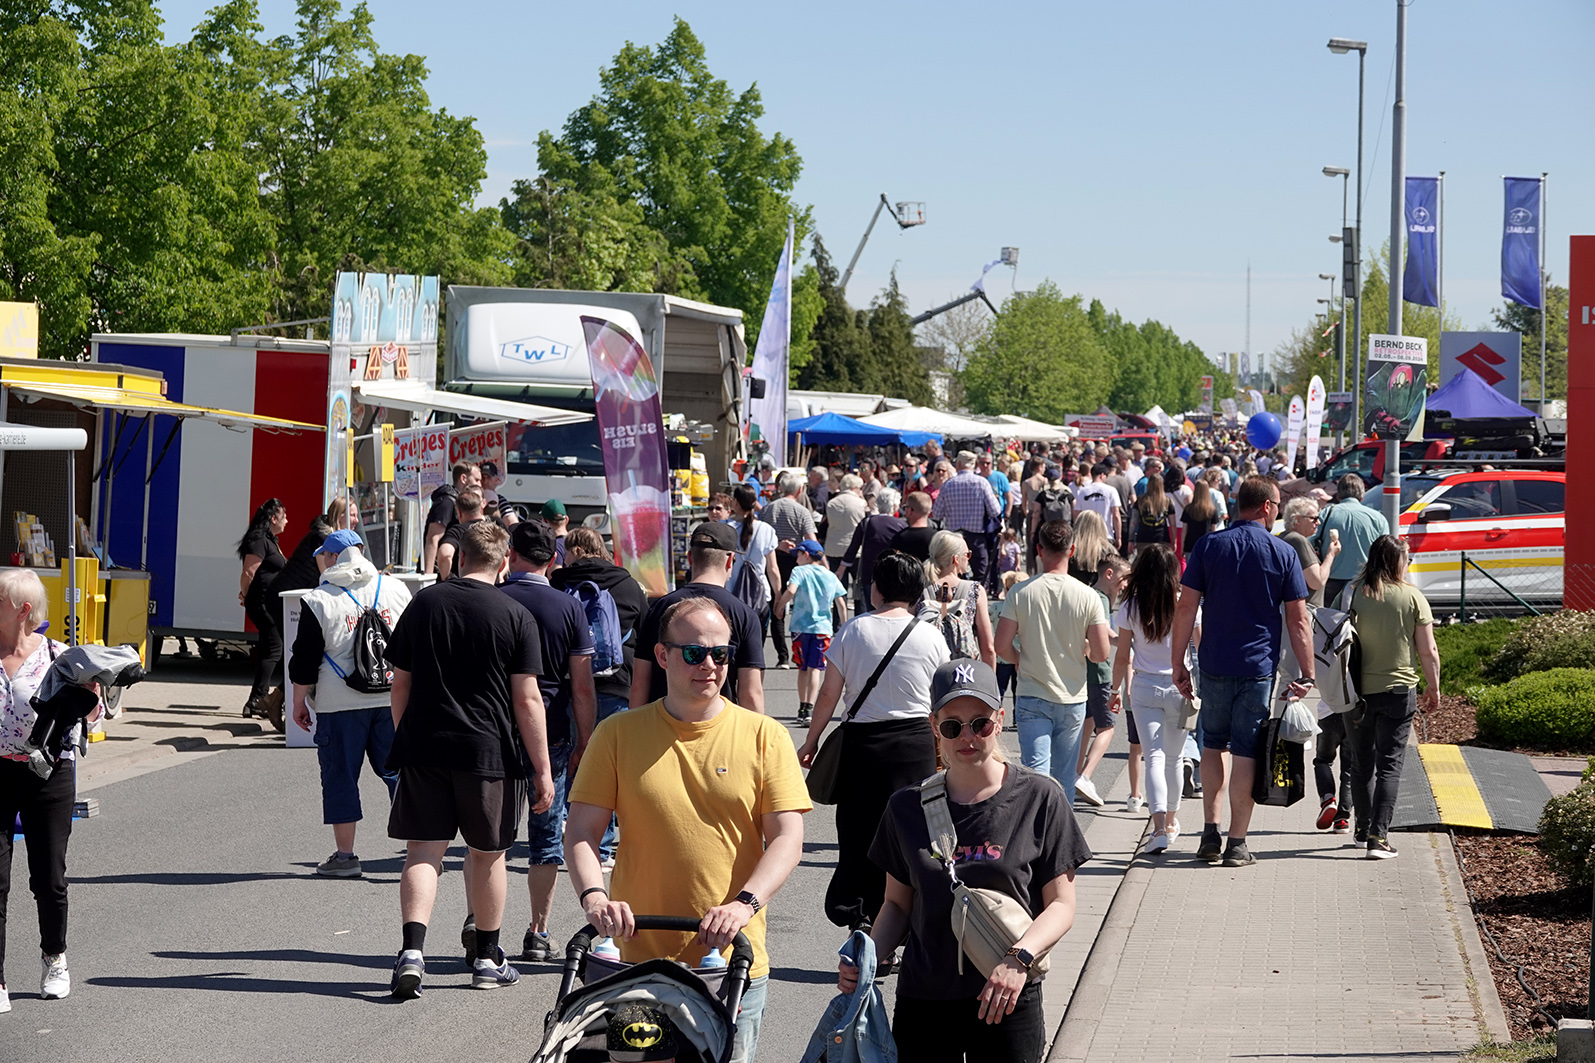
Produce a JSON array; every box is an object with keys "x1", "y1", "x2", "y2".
[{"x1": 1418, "y1": 744, "x2": 1493, "y2": 829}]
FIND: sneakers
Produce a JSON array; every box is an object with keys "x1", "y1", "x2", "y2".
[
  {"x1": 1074, "y1": 777, "x2": 1105, "y2": 808},
  {"x1": 391, "y1": 949, "x2": 425, "y2": 1000},
  {"x1": 1126, "y1": 795, "x2": 1144, "y2": 814},
  {"x1": 1181, "y1": 759, "x2": 1198, "y2": 798},
  {"x1": 1331, "y1": 817, "x2": 1351, "y2": 835},
  {"x1": 40, "y1": 954, "x2": 68, "y2": 999},
  {"x1": 600, "y1": 855, "x2": 616, "y2": 871},
  {"x1": 0, "y1": 986, "x2": 9, "y2": 1013},
  {"x1": 1352, "y1": 826, "x2": 1369, "y2": 847},
  {"x1": 1166, "y1": 820, "x2": 1181, "y2": 846},
  {"x1": 522, "y1": 928, "x2": 553, "y2": 962},
  {"x1": 461, "y1": 914, "x2": 477, "y2": 966},
  {"x1": 471, "y1": 946, "x2": 521, "y2": 989},
  {"x1": 796, "y1": 705, "x2": 812, "y2": 724},
  {"x1": 1197, "y1": 828, "x2": 1223, "y2": 863},
  {"x1": 1221, "y1": 841, "x2": 1257, "y2": 868},
  {"x1": 1145, "y1": 829, "x2": 1169, "y2": 855},
  {"x1": 315, "y1": 852, "x2": 362, "y2": 878},
  {"x1": 1367, "y1": 837, "x2": 1399, "y2": 860},
  {"x1": 1315, "y1": 795, "x2": 1338, "y2": 831},
  {"x1": 777, "y1": 660, "x2": 795, "y2": 670}
]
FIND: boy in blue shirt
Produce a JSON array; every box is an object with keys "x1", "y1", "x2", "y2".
[{"x1": 772, "y1": 539, "x2": 848, "y2": 723}]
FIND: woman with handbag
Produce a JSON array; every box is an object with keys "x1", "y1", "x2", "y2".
[
  {"x1": 797, "y1": 552, "x2": 950, "y2": 931},
  {"x1": 1110, "y1": 543, "x2": 1199, "y2": 854},
  {"x1": 842, "y1": 658, "x2": 1090, "y2": 1062}
]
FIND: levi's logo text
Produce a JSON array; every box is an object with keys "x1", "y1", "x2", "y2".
[
  {"x1": 499, "y1": 336, "x2": 572, "y2": 364},
  {"x1": 952, "y1": 842, "x2": 1004, "y2": 863}
]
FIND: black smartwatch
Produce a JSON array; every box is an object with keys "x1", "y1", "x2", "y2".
[
  {"x1": 1004, "y1": 946, "x2": 1035, "y2": 971},
  {"x1": 734, "y1": 890, "x2": 763, "y2": 913}
]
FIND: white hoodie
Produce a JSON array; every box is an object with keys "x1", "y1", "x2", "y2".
[{"x1": 299, "y1": 548, "x2": 413, "y2": 713}]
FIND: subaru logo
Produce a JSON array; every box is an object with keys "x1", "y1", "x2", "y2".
[
  {"x1": 499, "y1": 336, "x2": 572, "y2": 363},
  {"x1": 1410, "y1": 206, "x2": 1430, "y2": 225},
  {"x1": 1508, "y1": 207, "x2": 1534, "y2": 226}
]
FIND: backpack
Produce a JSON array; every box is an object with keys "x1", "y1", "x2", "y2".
[
  {"x1": 565, "y1": 580, "x2": 625, "y2": 677},
  {"x1": 918, "y1": 579, "x2": 980, "y2": 660},
  {"x1": 729, "y1": 552, "x2": 765, "y2": 614},
  {"x1": 1312, "y1": 586, "x2": 1363, "y2": 714},
  {"x1": 1037, "y1": 485, "x2": 1071, "y2": 526},
  {"x1": 324, "y1": 576, "x2": 394, "y2": 694}
]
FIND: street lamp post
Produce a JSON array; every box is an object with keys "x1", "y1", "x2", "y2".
[{"x1": 1328, "y1": 37, "x2": 1367, "y2": 438}]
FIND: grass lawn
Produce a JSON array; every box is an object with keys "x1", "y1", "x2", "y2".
[
  {"x1": 1434, "y1": 617, "x2": 1520, "y2": 695},
  {"x1": 1461, "y1": 1035, "x2": 1556, "y2": 1062}
]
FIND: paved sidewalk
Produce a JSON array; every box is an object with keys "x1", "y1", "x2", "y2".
[{"x1": 1049, "y1": 786, "x2": 1511, "y2": 1062}]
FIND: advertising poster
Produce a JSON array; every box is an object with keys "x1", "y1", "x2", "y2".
[
  {"x1": 1200, "y1": 375, "x2": 1214, "y2": 413},
  {"x1": 1364, "y1": 334, "x2": 1428, "y2": 439},
  {"x1": 1285, "y1": 395, "x2": 1306, "y2": 473},
  {"x1": 582, "y1": 316, "x2": 672, "y2": 597},
  {"x1": 1070, "y1": 415, "x2": 1118, "y2": 439},
  {"x1": 1439, "y1": 331, "x2": 1522, "y2": 403},
  {"x1": 1324, "y1": 392, "x2": 1355, "y2": 433},
  {"x1": 448, "y1": 420, "x2": 507, "y2": 470},
  {"x1": 1304, "y1": 376, "x2": 1327, "y2": 469},
  {"x1": 393, "y1": 425, "x2": 449, "y2": 502},
  {"x1": 0, "y1": 302, "x2": 39, "y2": 359}
]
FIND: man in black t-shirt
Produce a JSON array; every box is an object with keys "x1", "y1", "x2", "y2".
[
  {"x1": 423, "y1": 461, "x2": 480, "y2": 574},
  {"x1": 435, "y1": 489, "x2": 489, "y2": 580},
  {"x1": 888, "y1": 490, "x2": 937, "y2": 562},
  {"x1": 384, "y1": 521, "x2": 552, "y2": 1000},
  {"x1": 630, "y1": 521, "x2": 766, "y2": 712}
]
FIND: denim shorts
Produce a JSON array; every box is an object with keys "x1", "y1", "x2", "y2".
[
  {"x1": 1085, "y1": 677, "x2": 1114, "y2": 729},
  {"x1": 1198, "y1": 671, "x2": 1273, "y2": 759},
  {"x1": 524, "y1": 741, "x2": 572, "y2": 865}
]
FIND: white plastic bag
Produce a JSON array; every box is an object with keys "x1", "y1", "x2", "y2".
[{"x1": 1277, "y1": 695, "x2": 1321, "y2": 743}]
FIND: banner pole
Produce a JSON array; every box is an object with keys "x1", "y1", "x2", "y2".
[
  {"x1": 1437, "y1": 172, "x2": 1445, "y2": 324},
  {"x1": 1540, "y1": 173, "x2": 1548, "y2": 412}
]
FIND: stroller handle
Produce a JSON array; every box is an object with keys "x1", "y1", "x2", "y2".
[{"x1": 556, "y1": 915, "x2": 755, "y2": 1024}]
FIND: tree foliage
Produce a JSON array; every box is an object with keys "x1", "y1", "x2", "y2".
[
  {"x1": 1493, "y1": 281, "x2": 1567, "y2": 403},
  {"x1": 797, "y1": 238, "x2": 931, "y2": 404},
  {"x1": 962, "y1": 282, "x2": 1113, "y2": 421},
  {"x1": 1087, "y1": 300, "x2": 1229, "y2": 413}
]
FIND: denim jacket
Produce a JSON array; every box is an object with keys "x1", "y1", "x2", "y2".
[{"x1": 799, "y1": 931, "x2": 897, "y2": 1063}]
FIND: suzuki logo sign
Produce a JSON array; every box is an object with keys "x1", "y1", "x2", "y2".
[
  {"x1": 499, "y1": 336, "x2": 572, "y2": 364},
  {"x1": 1456, "y1": 342, "x2": 1507, "y2": 387}
]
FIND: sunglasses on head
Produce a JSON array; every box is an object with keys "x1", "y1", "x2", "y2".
[
  {"x1": 936, "y1": 716, "x2": 998, "y2": 740},
  {"x1": 665, "y1": 642, "x2": 732, "y2": 666}
]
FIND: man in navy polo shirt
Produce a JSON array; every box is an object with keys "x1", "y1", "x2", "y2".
[{"x1": 1171, "y1": 475, "x2": 1314, "y2": 868}]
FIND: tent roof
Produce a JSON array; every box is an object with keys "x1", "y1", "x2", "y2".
[
  {"x1": 1427, "y1": 367, "x2": 1536, "y2": 420},
  {"x1": 788, "y1": 410, "x2": 940, "y2": 447},
  {"x1": 984, "y1": 414, "x2": 1076, "y2": 442},
  {"x1": 858, "y1": 405, "x2": 995, "y2": 440}
]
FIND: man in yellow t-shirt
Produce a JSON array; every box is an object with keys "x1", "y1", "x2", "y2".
[{"x1": 566, "y1": 597, "x2": 810, "y2": 1063}]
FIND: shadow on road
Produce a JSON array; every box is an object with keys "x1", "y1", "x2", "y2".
[
  {"x1": 70, "y1": 871, "x2": 302, "y2": 886},
  {"x1": 87, "y1": 971, "x2": 391, "y2": 1002}
]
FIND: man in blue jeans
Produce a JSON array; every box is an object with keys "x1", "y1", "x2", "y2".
[
  {"x1": 1171, "y1": 475, "x2": 1315, "y2": 868},
  {"x1": 995, "y1": 519, "x2": 1112, "y2": 805}
]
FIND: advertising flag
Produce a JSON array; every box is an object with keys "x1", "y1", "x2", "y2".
[
  {"x1": 582, "y1": 316, "x2": 672, "y2": 597},
  {"x1": 1285, "y1": 395, "x2": 1306, "y2": 473},
  {"x1": 1304, "y1": 376, "x2": 1327, "y2": 469},
  {"x1": 1402, "y1": 177, "x2": 1440, "y2": 307},
  {"x1": 1199, "y1": 375, "x2": 1214, "y2": 413},
  {"x1": 1364, "y1": 334, "x2": 1428, "y2": 439},
  {"x1": 1324, "y1": 392, "x2": 1355, "y2": 433},
  {"x1": 1240, "y1": 350, "x2": 1251, "y2": 387},
  {"x1": 1501, "y1": 177, "x2": 1543, "y2": 308},
  {"x1": 745, "y1": 221, "x2": 793, "y2": 468},
  {"x1": 1248, "y1": 389, "x2": 1266, "y2": 417}
]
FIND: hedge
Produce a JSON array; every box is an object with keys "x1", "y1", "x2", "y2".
[
  {"x1": 1474, "y1": 668, "x2": 1595, "y2": 751},
  {"x1": 1540, "y1": 760, "x2": 1595, "y2": 889},
  {"x1": 1483, "y1": 610, "x2": 1595, "y2": 682}
]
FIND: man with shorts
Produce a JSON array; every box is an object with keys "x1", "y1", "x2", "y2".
[
  {"x1": 384, "y1": 522, "x2": 554, "y2": 998},
  {"x1": 772, "y1": 539, "x2": 847, "y2": 724},
  {"x1": 566, "y1": 598, "x2": 810, "y2": 1063},
  {"x1": 1171, "y1": 476, "x2": 1314, "y2": 868}
]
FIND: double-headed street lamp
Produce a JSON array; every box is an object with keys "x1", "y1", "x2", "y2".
[{"x1": 1328, "y1": 36, "x2": 1367, "y2": 436}]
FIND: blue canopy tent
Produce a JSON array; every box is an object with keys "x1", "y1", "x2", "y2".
[
  {"x1": 788, "y1": 410, "x2": 941, "y2": 448},
  {"x1": 1425, "y1": 366, "x2": 1536, "y2": 420}
]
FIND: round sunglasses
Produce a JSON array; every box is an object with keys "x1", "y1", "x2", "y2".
[
  {"x1": 936, "y1": 716, "x2": 998, "y2": 740},
  {"x1": 665, "y1": 642, "x2": 732, "y2": 666}
]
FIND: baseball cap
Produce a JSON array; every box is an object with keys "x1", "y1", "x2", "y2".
[
  {"x1": 688, "y1": 521, "x2": 737, "y2": 551},
  {"x1": 313, "y1": 529, "x2": 362, "y2": 557},
  {"x1": 540, "y1": 499, "x2": 567, "y2": 520},
  {"x1": 797, "y1": 538, "x2": 825, "y2": 557},
  {"x1": 1045, "y1": 465, "x2": 1062, "y2": 481},
  {"x1": 929, "y1": 659, "x2": 1003, "y2": 714},
  {"x1": 510, "y1": 520, "x2": 556, "y2": 562}
]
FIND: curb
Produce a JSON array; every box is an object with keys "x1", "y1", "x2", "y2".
[
  {"x1": 1046, "y1": 856, "x2": 1153, "y2": 1061},
  {"x1": 1432, "y1": 829, "x2": 1514, "y2": 1045}
]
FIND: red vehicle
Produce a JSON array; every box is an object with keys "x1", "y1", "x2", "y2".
[{"x1": 1307, "y1": 438, "x2": 1451, "y2": 490}]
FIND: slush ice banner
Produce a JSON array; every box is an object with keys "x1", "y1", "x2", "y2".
[
  {"x1": 1304, "y1": 376, "x2": 1327, "y2": 469},
  {"x1": 1285, "y1": 395, "x2": 1306, "y2": 474},
  {"x1": 1364, "y1": 334, "x2": 1428, "y2": 440},
  {"x1": 1402, "y1": 177, "x2": 1440, "y2": 308},
  {"x1": 582, "y1": 316, "x2": 672, "y2": 597},
  {"x1": 1501, "y1": 177, "x2": 1543, "y2": 308},
  {"x1": 1324, "y1": 392, "x2": 1355, "y2": 433}
]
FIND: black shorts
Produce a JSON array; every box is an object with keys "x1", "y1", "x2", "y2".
[
  {"x1": 1086, "y1": 678, "x2": 1114, "y2": 730},
  {"x1": 388, "y1": 766, "x2": 526, "y2": 852}
]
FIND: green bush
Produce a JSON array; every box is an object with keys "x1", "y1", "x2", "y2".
[
  {"x1": 1538, "y1": 761, "x2": 1595, "y2": 888},
  {"x1": 1433, "y1": 617, "x2": 1520, "y2": 695},
  {"x1": 1474, "y1": 668, "x2": 1595, "y2": 750},
  {"x1": 1482, "y1": 610, "x2": 1595, "y2": 682}
]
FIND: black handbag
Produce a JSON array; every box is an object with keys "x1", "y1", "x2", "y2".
[
  {"x1": 1251, "y1": 713, "x2": 1307, "y2": 807},
  {"x1": 805, "y1": 618, "x2": 920, "y2": 804}
]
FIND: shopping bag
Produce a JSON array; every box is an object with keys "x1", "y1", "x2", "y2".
[{"x1": 1251, "y1": 714, "x2": 1306, "y2": 807}]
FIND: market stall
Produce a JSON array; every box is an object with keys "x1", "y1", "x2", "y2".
[
  {"x1": 788, "y1": 410, "x2": 941, "y2": 448},
  {"x1": 856, "y1": 404, "x2": 996, "y2": 442}
]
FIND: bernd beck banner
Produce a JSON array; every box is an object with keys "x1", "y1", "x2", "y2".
[{"x1": 582, "y1": 316, "x2": 672, "y2": 597}]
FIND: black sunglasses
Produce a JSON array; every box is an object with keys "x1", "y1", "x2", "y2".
[
  {"x1": 937, "y1": 716, "x2": 998, "y2": 740},
  {"x1": 665, "y1": 643, "x2": 732, "y2": 666}
]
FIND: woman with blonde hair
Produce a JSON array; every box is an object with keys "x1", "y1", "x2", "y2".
[
  {"x1": 1066, "y1": 510, "x2": 1114, "y2": 587},
  {"x1": 921, "y1": 530, "x2": 995, "y2": 668}
]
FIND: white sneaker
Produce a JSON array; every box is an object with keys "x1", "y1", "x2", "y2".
[
  {"x1": 1126, "y1": 795, "x2": 1144, "y2": 814},
  {"x1": 1145, "y1": 829, "x2": 1169, "y2": 854},
  {"x1": 0, "y1": 985, "x2": 10, "y2": 1013},
  {"x1": 1166, "y1": 820, "x2": 1181, "y2": 846},
  {"x1": 1074, "y1": 777, "x2": 1105, "y2": 807},
  {"x1": 41, "y1": 954, "x2": 68, "y2": 999}
]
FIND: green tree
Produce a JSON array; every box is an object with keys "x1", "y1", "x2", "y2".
[
  {"x1": 1492, "y1": 281, "x2": 1567, "y2": 403},
  {"x1": 962, "y1": 282, "x2": 1112, "y2": 421},
  {"x1": 499, "y1": 175, "x2": 692, "y2": 294},
  {"x1": 797, "y1": 237, "x2": 870, "y2": 392},
  {"x1": 865, "y1": 272, "x2": 932, "y2": 407}
]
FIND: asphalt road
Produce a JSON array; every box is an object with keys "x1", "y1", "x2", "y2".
[{"x1": 2, "y1": 654, "x2": 1127, "y2": 1061}]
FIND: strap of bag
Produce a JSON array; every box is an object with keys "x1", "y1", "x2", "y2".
[
  {"x1": 841, "y1": 618, "x2": 919, "y2": 724},
  {"x1": 323, "y1": 576, "x2": 380, "y2": 680},
  {"x1": 919, "y1": 771, "x2": 962, "y2": 885}
]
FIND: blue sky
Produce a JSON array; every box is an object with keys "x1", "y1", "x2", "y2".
[{"x1": 156, "y1": 0, "x2": 1594, "y2": 368}]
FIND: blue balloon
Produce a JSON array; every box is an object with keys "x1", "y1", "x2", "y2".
[{"x1": 1246, "y1": 412, "x2": 1283, "y2": 450}]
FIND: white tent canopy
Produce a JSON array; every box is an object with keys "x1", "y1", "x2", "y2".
[
  {"x1": 1142, "y1": 405, "x2": 1172, "y2": 426},
  {"x1": 989, "y1": 414, "x2": 1076, "y2": 442},
  {"x1": 858, "y1": 405, "x2": 995, "y2": 440}
]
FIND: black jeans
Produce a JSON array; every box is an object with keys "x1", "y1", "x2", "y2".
[
  {"x1": 0, "y1": 758, "x2": 75, "y2": 984},
  {"x1": 1347, "y1": 687, "x2": 1416, "y2": 839},
  {"x1": 245, "y1": 596, "x2": 283, "y2": 702},
  {"x1": 769, "y1": 550, "x2": 797, "y2": 664},
  {"x1": 964, "y1": 533, "x2": 992, "y2": 589},
  {"x1": 894, "y1": 982, "x2": 1046, "y2": 1062},
  {"x1": 1314, "y1": 712, "x2": 1354, "y2": 812}
]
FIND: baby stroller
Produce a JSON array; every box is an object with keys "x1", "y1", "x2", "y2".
[{"x1": 531, "y1": 915, "x2": 753, "y2": 1063}]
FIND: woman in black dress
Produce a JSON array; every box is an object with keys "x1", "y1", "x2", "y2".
[{"x1": 237, "y1": 498, "x2": 288, "y2": 716}]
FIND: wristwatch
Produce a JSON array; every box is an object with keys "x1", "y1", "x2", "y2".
[
  {"x1": 735, "y1": 890, "x2": 763, "y2": 913},
  {"x1": 1004, "y1": 946, "x2": 1035, "y2": 971}
]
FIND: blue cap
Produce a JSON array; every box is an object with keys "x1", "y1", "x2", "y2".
[
  {"x1": 314, "y1": 529, "x2": 362, "y2": 557},
  {"x1": 798, "y1": 539, "x2": 825, "y2": 557}
]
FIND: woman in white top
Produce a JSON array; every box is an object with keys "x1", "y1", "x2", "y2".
[
  {"x1": 1111, "y1": 543, "x2": 1199, "y2": 854},
  {"x1": 729, "y1": 483, "x2": 782, "y2": 622},
  {"x1": 797, "y1": 552, "x2": 951, "y2": 930}
]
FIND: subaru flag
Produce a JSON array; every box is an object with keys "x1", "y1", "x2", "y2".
[
  {"x1": 745, "y1": 220, "x2": 793, "y2": 467},
  {"x1": 1402, "y1": 177, "x2": 1439, "y2": 307},
  {"x1": 1501, "y1": 177, "x2": 1543, "y2": 308}
]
